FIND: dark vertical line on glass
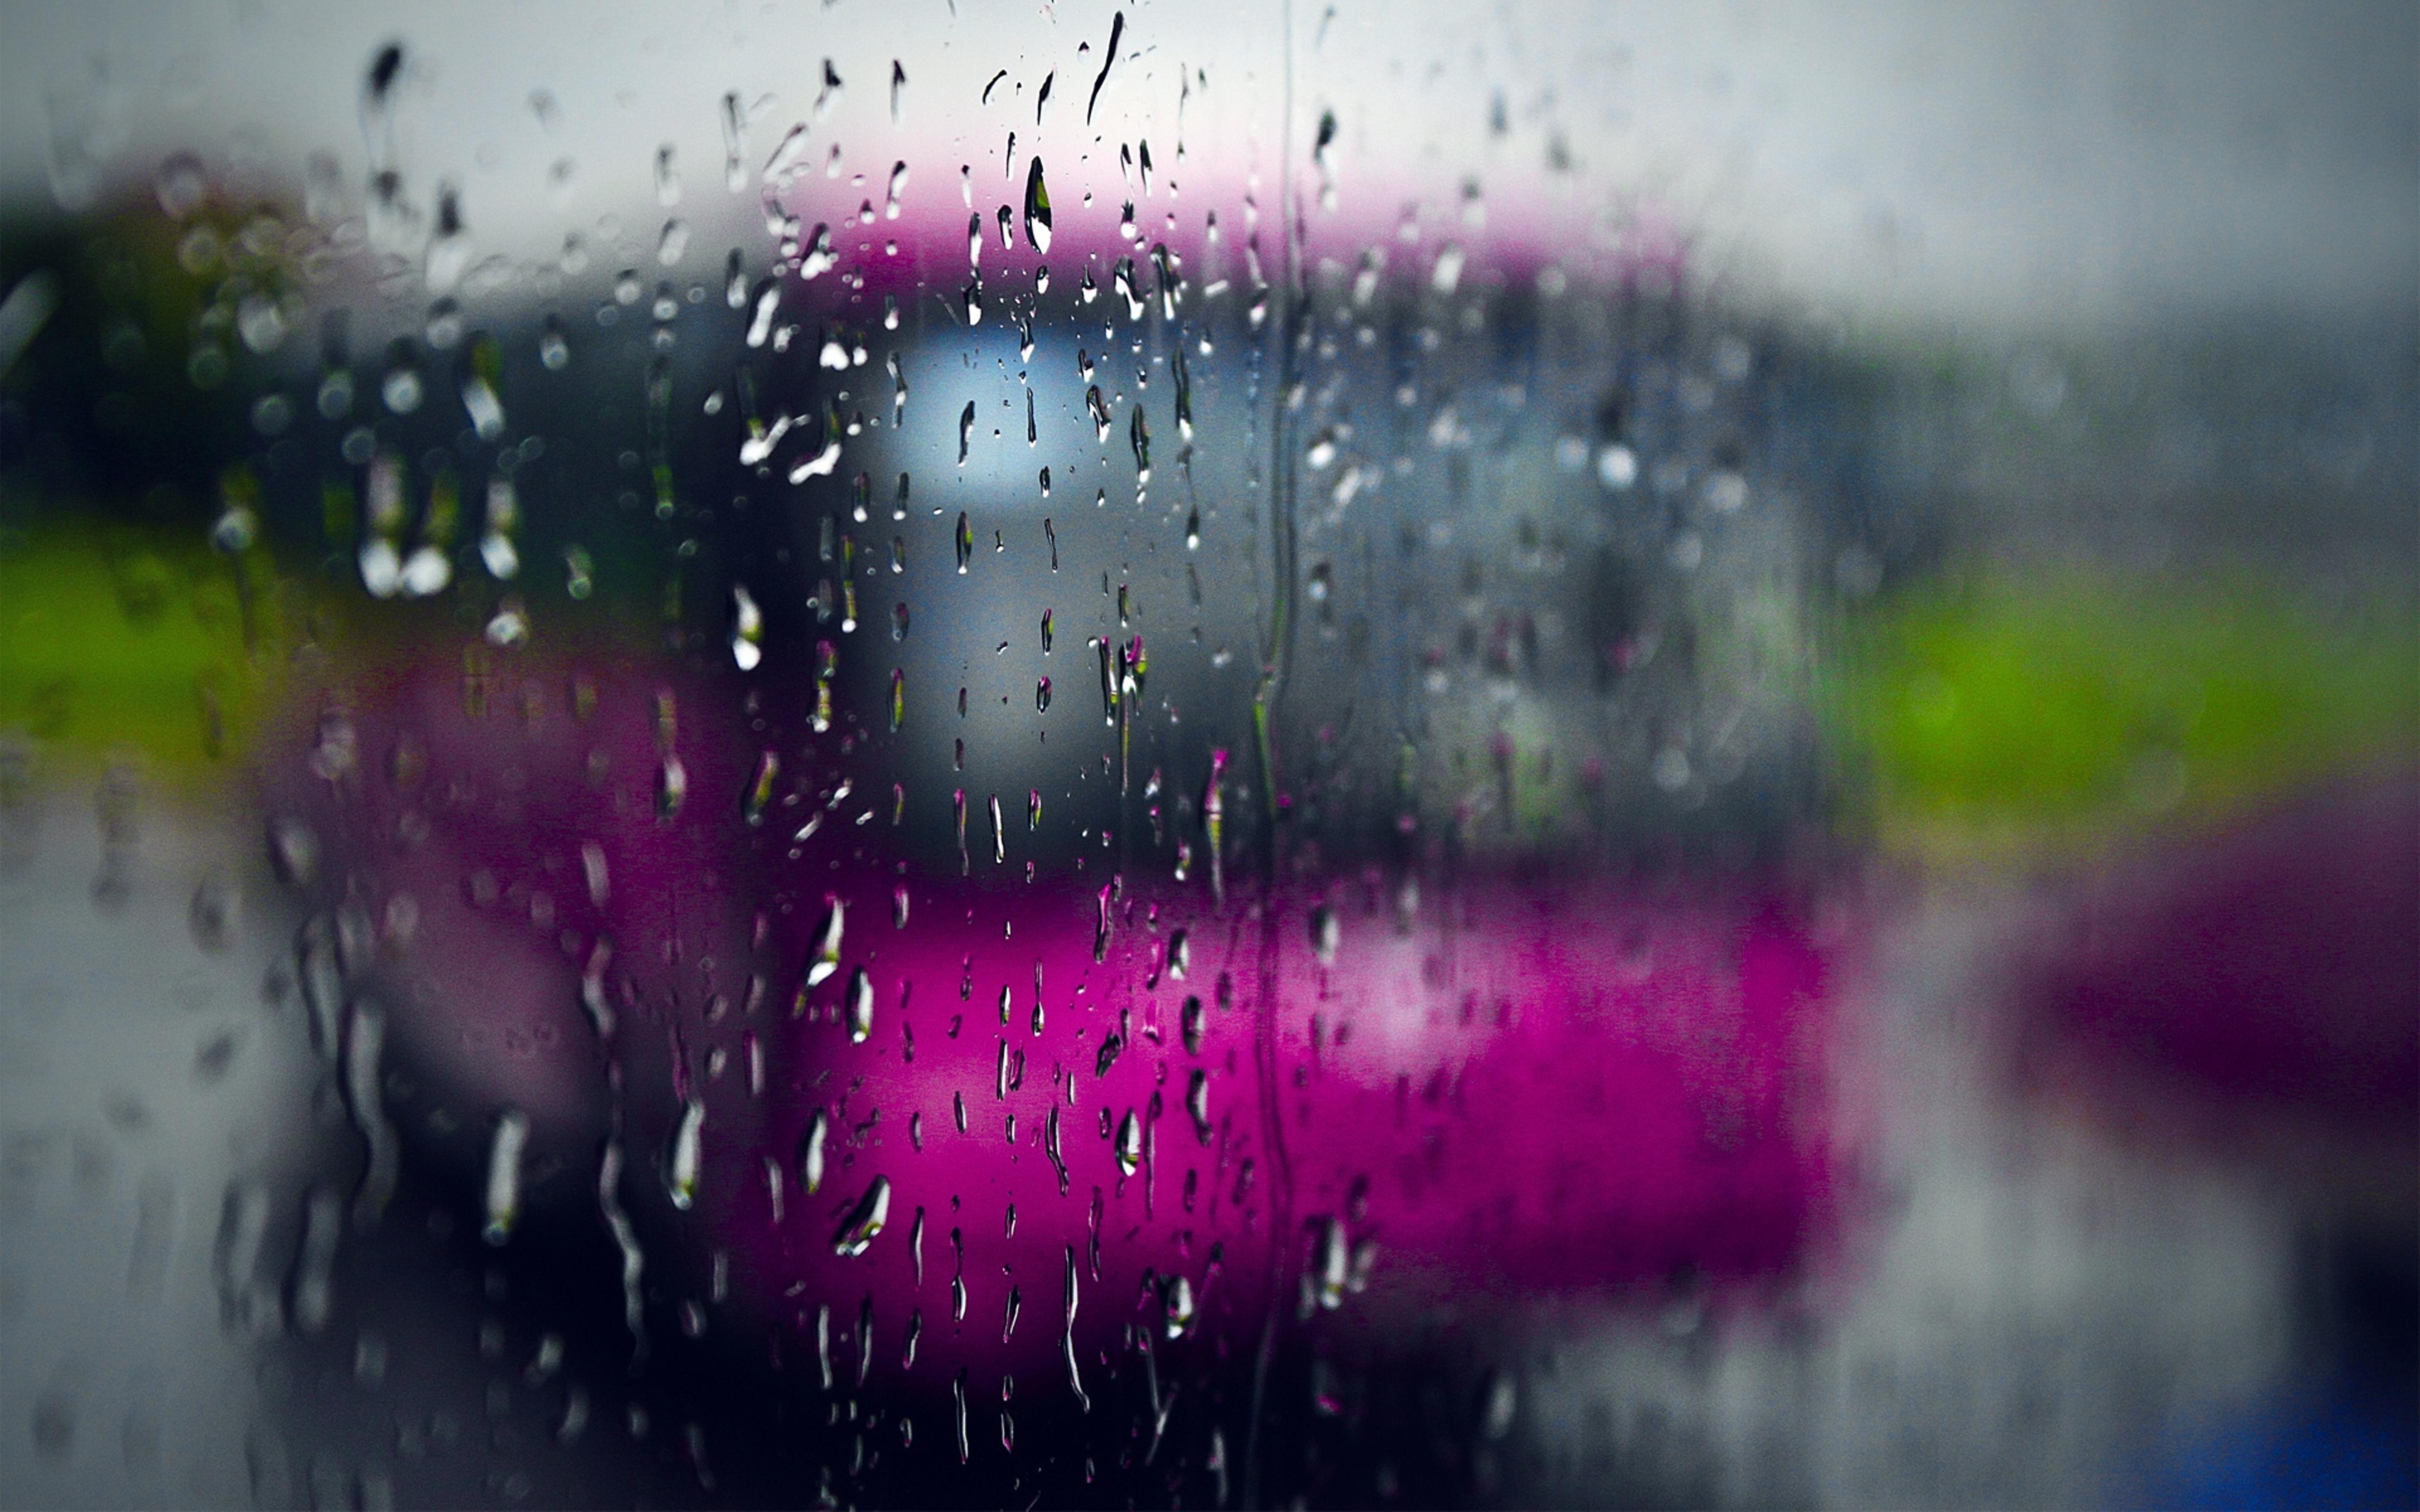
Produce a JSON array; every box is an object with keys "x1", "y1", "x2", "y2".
[{"x1": 1242, "y1": 0, "x2": 1303, "y2": 1503}]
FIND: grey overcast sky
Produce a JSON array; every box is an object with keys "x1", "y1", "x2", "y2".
[{"x1": 7, "y1": 0, "x2": 2413, "y2": 330}]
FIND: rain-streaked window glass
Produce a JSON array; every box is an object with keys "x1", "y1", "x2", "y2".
[{"x1": 1, "y1": 2, "x2": 2413, "y2": 1507}]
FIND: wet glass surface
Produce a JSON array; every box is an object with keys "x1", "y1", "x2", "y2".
[{"x1": 0, "y1": 3, "x2": 2413, "y2": 1507}]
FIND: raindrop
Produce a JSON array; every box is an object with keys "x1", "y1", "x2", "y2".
[
  {"x1": 399, "y1": 545, "x2": 450, "y2": 597},
  {"x1": 1431, "y1": 243, "x2": 1465, "y2": 295},
  {"x1": 657, "y1": 754, "x2": 688, "y2": 822},
  {"x1": 832, "y1": 1175, "x2": 891, "y2": 1256},
  {"x1": 806, "y1": 896, "x2": 844, "y2": 988},
  {"x1": 654, "y1": 143, "x2": 680, "y2": 206},
  {"x1": 799, "y1": 223, "x2": 837, "y2": 279},
  {"x1": 847, "y1": 966, "x2": 875, "y2": 1043},
  {"x1": 1482, "y1": 1371, "x2": 1518, "y2": 1440},
  {"x1": 1063, "y1": 1245, "x2": 1089, "y2": 1409},
  {"x1": 1114, "y1": 1109, "x2": 1142, "y2": 1177},
  {"x1": 1314, "y1": 110, "x2": 1340, "y2": 208},
  {"x1": 598, "y1": 1144, "x2": 647, "y2": 1358},
  {"x1": 1085, "y1": 12, "x2": 1125, "y2": 124},
  {"x1": 155, "y1": 152, "x2": 207, "y2": 219},
  {"x1": 743, "y1": 281, "x2": 781, "y2": 351},
  {"x1": 292, "y1": 1188, "x2": 344, "y2": 1335},
  {"x1": 1162, "y1": 1273, "x2": 1196, "y2": 1339},
  {"x1": 484, "y1": 601, "x2": 528, "y2": 647},
  {"x1": 720, "y1": 93, "x2": 747, "y2": 191},
  {"x1": 798, "y1": 1109, "x2": 830, "y2": 1194},
  {"x1": 345, "y1": 1005, "x2": 398, "y2": 1224},
  {"x1": 952, "y1": 1371, "x2": 970, "y2": 1464},
  {"x1": 1310, "y1": 902, "x2": 1340, "y2": 965},
  {"x1": 743, "y1": 750, "x2": 779, "y2": 826},
  {"x1": 1022, "y1": 158, "x2": 1052, "y2": 253},
  {"x1": 666, "y1": 1099, "x2": 705, "y2": 1211},
  {"x1": 483, "y1": 1110, "x2": 531, "y2": 1244},
  {"x1": 380, "y1": 362, "x2": 423, "y2": 415},
  {"x1": 763, "y1": 123, "x2": 810, "y2": 182},
  {"x1": 1311, "y1": 1215, "x2": 1348, "y2": 1310}
]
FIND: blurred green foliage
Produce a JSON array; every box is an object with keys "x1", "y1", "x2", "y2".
[
  {"x1": 0, "y1": 520, "x2": 273, "y2": 777},
  {"x1": 1828, "y1": 570, "x2": 2418, "y2": 850}
]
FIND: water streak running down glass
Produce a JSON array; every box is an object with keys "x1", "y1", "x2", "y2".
[{"x1": 0, "y1": 2, "x2": 2412, "y2": 1507}]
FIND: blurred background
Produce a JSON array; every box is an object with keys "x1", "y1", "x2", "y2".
[{"x1": 0, "y1": 1, "x2": 2411, "y2": 1507}]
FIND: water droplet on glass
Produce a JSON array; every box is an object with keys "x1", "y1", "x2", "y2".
[
  {"x1": 155, "y1": 151, "x2": 207, "y2": 219},
  {"x1": 833, "y1": 1175, "x2": 891, "y2": 1256},
  {"x1": 806, "y1": 896, "x2": 844, "y2": 988},
  {"x1": 483, "y1": 1109, "x2": 531, "y2": 1244},
  {"x1": 1115, "y1": 1109, "x2": 1143, "y2": 1177},
  {"x1": 1162, "y1": 1273, "x2": 1196, "y2": 1339},
  {"x1": 381, "y1": 363, "x2": 423, "y2": 415},
  {"x1": 666, "y1": 1099, "x2": 705, "y2": 1211},
  {"x1": 847, "y1": 965, "x2": 875, "y2": 1043},
  {"x1": 654, "y1": 142, "x2": 680, "y2": 206},
  {"x1": 730, "y1": 584, "x2": 764, "y2": 669},
  {"x1": 657, "y1": 753, "x2": 689, "y2": 822},
  {"x1": 798, "y1": 1108, "x2": 830, "y2": 1195},
  {"x1": 743, "y1": 749, "x2": 779, "y2": 827},
  {"x1": 1023, "y1": 158, "x2": 1053, "y2": 253}
]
